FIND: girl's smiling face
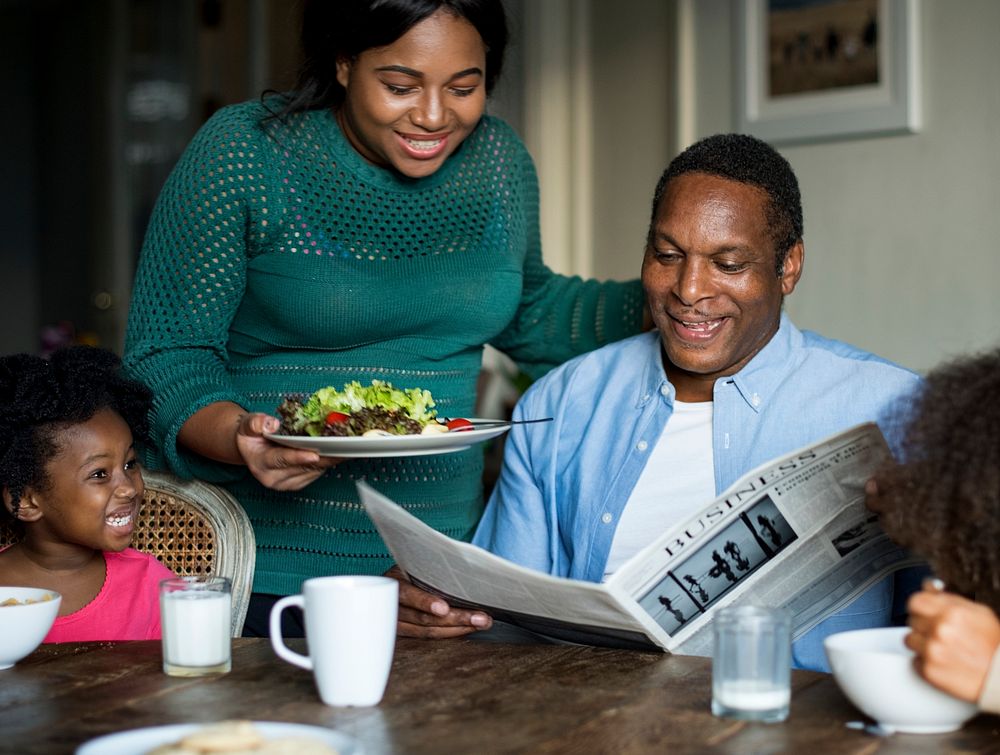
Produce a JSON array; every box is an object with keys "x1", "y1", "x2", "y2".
[
  {"x1": 28, "y1": 408, "x2": 144, "y2": 553},
  {"x1": 334, "y1": 8, "x2": 488, "y2": 179}
]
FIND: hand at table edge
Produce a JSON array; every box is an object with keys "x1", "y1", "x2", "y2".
[{"x1": 386, "y1": 564, "x2": 493, "y2": 639}]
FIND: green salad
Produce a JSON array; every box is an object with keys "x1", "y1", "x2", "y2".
[{"x1": 276, "y1": 380, "x2": 441, "y2": 437}]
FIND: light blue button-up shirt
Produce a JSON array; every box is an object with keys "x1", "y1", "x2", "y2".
[{"x1": 473, "y1": 314, "x2": 922, "y2": 670}]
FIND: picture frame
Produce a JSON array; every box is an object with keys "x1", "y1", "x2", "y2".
[{"x1": 736, "y1": 0, "x2": 920, "y2": 144}]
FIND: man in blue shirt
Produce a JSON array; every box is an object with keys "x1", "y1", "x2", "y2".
[{"x1": 393, "y1": 133, "x2": 921, "y2": 671}]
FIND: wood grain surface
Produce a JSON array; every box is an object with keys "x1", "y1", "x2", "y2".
[{"x1": 2, "y1": 638, "x2": 998, "y2": 754}]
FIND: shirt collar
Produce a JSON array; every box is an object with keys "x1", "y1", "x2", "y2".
[
  {"x1": 724, "y1": 312, "x2": 801, "y2": 413},
  {"x1": 637, "y1": 331, "x2": 674, "y2": 409},
  {"x1": 637, "y1": 313, "x2": 801, "y2": 414}
]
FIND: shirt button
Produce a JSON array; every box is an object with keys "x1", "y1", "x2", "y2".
[
  {"x1": 752, "y1": 393, "x2": 761, "y2": 407},
  {"x1": 601, "y1": 513, "x2": 613, "y2": 524},
  {"x1": 636, "y1": 440, "x2": 648, "y2": 451},
  {"x1": 660, "y1": 385, "x2": 670, "y2": 396}
]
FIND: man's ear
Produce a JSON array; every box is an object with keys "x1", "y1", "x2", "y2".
[{"x1": 779, "y1": 240, "x2": 804, "y2": 296}]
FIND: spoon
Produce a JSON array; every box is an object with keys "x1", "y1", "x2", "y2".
[{"x1": 845, "y1": 720, "x2": 895, "y2": 737}]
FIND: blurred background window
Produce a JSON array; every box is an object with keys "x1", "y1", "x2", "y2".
[
  {"x1": 0, "y1": 0, "x2": 526, "y2": 356},
  {"x1": 0, "y1": 0, "x2": 304, "y2": 354}
]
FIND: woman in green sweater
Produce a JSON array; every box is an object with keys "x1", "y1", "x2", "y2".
[{"x1": 123, "y1": 0, "x2": 646, "y2": 635}]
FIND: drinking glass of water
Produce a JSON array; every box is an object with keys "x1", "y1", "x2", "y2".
[
  {"x1": 159, "y1": 575, "x2": 232, "y2": 677},
  {"x1": 711, "y1": 605, "x2": 791, "y2": 723}
]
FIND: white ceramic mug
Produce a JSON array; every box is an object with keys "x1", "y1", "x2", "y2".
[{"x1": 270, "y1": 575, "x2": 398, "y2": 706}]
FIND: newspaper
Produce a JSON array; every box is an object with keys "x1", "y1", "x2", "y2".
[{"x1": 358, "y1": 422, "x2": 922, "y2": 653}]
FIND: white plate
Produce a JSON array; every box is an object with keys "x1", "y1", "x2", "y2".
[
  {"x1": 76, "y1": 721, "x2": 360, "y2": 754},
  {"x1": 264, "y1": 420, "x2": 510, "y2": 458}
]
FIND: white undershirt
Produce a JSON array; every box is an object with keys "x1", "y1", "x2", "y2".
[{"x1": 603, "y1": 400, "x2": 715, "y2": 579}]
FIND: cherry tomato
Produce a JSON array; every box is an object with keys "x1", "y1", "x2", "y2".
[
  {"x1": 446, "y1": 418, "x2": 474, "y2": 432},
  {"x1": 325, "y1": 411, "x2": 350, "y2": 425}
]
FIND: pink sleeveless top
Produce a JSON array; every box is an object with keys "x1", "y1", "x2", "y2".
[{"x1": 42, "y1": 548, "x2": 175, "y2": 642}]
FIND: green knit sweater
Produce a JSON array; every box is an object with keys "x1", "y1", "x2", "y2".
[{"x1": 123, "y1": 100, "x2": 645, "y2": 596}]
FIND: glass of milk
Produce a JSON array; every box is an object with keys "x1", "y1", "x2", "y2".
[
  {"x1": 160, "y1": 576, "x2": 232, "y2": 677},
  {"x1": 711, "y1": 605, "x2": 791, "y2": 723}
]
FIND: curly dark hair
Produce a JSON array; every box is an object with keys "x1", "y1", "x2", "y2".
[
  {"x1": 268, "y1": 0, "x2": 508, "y2": 120},
  {"x1": 875, "y1": 349, "x2": 1000, "y2": 609},
  {"x1": 0, "y1": 346, "x2": 153, "y2": 521},
  {"x1": 649, "y1": 133, "x2": 804, "y2": 276}
]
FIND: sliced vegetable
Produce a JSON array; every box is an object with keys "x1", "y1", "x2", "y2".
[{"x1": 276, "y1": 380, "x2": 439, "y2": 437}]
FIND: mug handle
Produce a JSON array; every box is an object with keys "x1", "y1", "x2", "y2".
[{"x1": 269, "y1": 594, "x2": 312, "y2": 670}]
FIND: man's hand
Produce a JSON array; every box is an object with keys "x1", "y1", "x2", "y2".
[
  {"x1": 236, "y1": 413, "x2": 340, "y2": 490},
  {"x1": 386, "y1": 565, "x2": 492, "y2": 638},
  {"x1": 905, "y1": 585, "x2": 1000, "y2": 702}
]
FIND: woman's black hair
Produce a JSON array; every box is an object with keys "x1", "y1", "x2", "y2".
[
  {"x1": 0, "y1": 346, "x2": 153, "y2": 520},
  {"x1": 267, "y1": 0, "x2": 508, "y2": 119}
]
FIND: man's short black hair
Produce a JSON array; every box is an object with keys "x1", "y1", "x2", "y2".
[{"x1": 649, "y1": 133, "x2": 804, "y2": 275}]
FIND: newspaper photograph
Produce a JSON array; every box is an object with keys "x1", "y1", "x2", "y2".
[{"x1": 359, "y1": 422, "x2": 921, "y2": 653}]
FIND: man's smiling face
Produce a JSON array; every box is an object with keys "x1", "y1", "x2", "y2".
[{"x1": 642, "y1": 171, "x2": 803, "y2": 402}]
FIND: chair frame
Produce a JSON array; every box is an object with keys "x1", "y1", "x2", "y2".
[{"x1": 140, "y1": 470, "x2": 255, "y2": 637}]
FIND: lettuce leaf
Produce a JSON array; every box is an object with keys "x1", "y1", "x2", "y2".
[{"x1": 295, "y1": 380, "x2": 437, "y2": 436}]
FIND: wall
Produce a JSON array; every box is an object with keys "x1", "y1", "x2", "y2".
[
  {"x1": 687, "y1": 0, "x2": 1000, "y2": 373},
  {"x1": 589, "y1": 0, "x2": 676, "y2": 281},
  {"x1": 0, "y1": 0, "x2": 302, "y2": 356},
  {"x1": 0, "y1": 2, "x2": 40, "y2": 354},
  {"x1": 518, "y1": 0, "x2": 675, "y2": 281}
]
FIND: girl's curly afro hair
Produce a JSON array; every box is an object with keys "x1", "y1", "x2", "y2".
[
  {"x1": 876, "y1": 348, "x2": 1000, "y2": 610},
  {"x1": 0, "y1": 346, "x2": 152, "y2": 520}
]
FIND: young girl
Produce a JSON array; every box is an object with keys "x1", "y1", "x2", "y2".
[
  {"x1": 0, "y1": 346, "x2": 175, "y2": 641},
  {"x1": 868, "y1": 348, "x2": 1000, "y2": 713}
]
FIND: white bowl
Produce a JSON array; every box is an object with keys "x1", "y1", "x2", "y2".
[
  {"x1": 824, "y1": 626, "x2": 979, "y2": 734},
  {"x1": 0, "y1": 586, "x2": 62, "y2": 669}
]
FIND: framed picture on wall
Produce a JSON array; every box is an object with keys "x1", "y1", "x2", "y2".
[{"x1": 736, "y1": 0, "x2": 920, "y2": 144}]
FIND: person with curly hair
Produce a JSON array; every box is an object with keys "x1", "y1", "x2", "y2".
[
  {"x1": 0, "y1": 346, "x2": 175, "y2": 642},
  {"x1": 868, "y1": 349, "x2": 1000, "y2": 713}
]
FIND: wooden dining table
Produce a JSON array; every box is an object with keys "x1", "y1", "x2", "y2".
[{"x1": 2, "y1": 635, "x2": 997, "y2": 754}]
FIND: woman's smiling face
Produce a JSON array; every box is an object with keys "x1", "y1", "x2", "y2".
[
  {"x1": 29, "y1": 408, "x2": 144, "y2": 553},
  {"x1": 334, "y1": 8, "x2": 488, "y2": 179}
]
